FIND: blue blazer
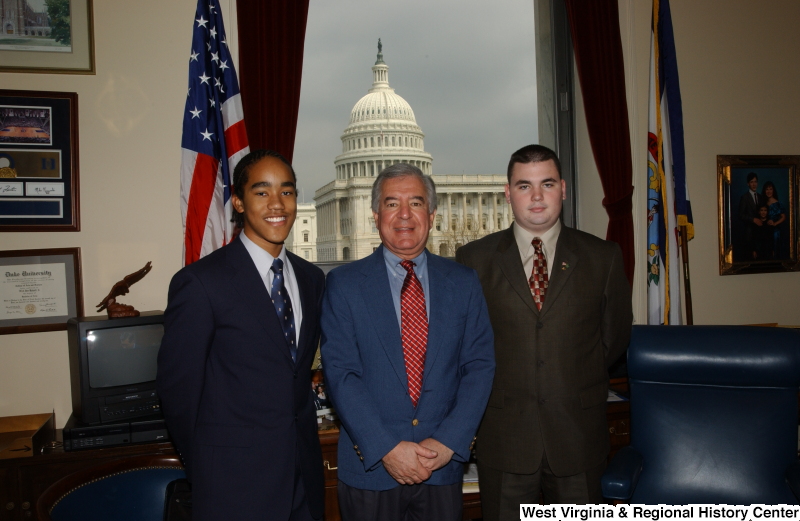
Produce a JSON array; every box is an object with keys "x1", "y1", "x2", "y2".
[
  {"x1": 321, "y1": 247, "x2": 495, "y2": 491},
  {"x1": 157, "y1": 237, "x2": 325, "y2": 521}
]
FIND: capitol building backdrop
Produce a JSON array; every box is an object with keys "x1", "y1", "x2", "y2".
[{"x1": 287, "y1": 45, "x2": 511, "y2": 262}]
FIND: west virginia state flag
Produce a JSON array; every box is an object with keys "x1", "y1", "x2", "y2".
[{"x1": 647, "y1": 0, "x2": 693, "y2": 325}]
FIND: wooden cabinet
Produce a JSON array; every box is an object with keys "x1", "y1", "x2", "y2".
[{"x1": 1, "y1": 399, "x2": 630, "y2": 521}]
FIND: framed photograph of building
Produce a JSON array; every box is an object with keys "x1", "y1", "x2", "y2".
[
  {"x1": 0, "y1": 89, "x2": 80, "y2": 231},
  {"x1": 717, "y1": 155, "x2": 799, "y2": 275},
  {"x1": 0, "y1": 0, "x2": 95, "y2": 74},
  {"x1": 0, "y1": 247, "x2": 83, "y2": 335}
]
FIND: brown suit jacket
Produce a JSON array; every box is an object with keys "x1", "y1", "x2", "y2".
[{"x1": 456, "y1": 224, "x2": 632, "y2": 476}]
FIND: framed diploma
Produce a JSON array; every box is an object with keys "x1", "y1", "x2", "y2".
[
  {"x1": 0, "y1": 247, "x2": 83, "y2": 335},
  {"x1": 0, "y1": 90, "x2": 80, "y2": 232}
]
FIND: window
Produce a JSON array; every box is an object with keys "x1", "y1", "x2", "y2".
[
  {"x1": 293, "y1": 0, "x2": 577, "y2": 261},
  {"x1": 303, "y1": 219, "x2": 308, "y2": 224},
  {"x1": 304, "y1": 250, "x2": 310, "y2": 259},
  {"x1": 303, "y1": 232, "x2": 309, "y2": 242}
]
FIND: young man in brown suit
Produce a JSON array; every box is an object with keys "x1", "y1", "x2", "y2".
[{"x1": 456, "y1": 144, "x2": 632, "y2": 516}]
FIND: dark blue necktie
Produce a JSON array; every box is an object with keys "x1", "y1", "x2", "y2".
[{"x1": 270, "y1": 258, "x2": 297, "y2": 363}]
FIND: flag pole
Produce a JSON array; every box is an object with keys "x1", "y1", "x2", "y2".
[{"x1": 679, "y1": 225, "x2": 693, "y2": 325}]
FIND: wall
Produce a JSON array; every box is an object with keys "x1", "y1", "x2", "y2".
[
  {"x1": 576, "y1": 0, "x2": 800, "y2": 325},
  {"x1": 0, "y1": 0, "x2": 222, "y2": 427}
]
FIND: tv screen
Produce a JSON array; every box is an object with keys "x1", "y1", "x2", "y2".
[
  {"x1": 68, "y1": 312, "x2": 165, "y2": 424},
  {"x1": 87, "y1": 323, "x2": 163, "y2": 388}
]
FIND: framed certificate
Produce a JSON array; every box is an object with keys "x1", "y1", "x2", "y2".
[
  {"x1": 0, "y1": 247, "x2": 83, "y2": 335},
  {"x1": 0, "y1": 90, "x2": 80, "y2": 232}
]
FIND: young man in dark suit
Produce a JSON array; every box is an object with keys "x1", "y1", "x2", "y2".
[
  {"x1": 456, "y1": 145, "x2": 632, "y2": 516},
  {"x1": 157, "y1": 150, "x2": 325, "y2": 521},
  {"x1": 737, "y1": 171, "x2": 767, "y2": 260}
]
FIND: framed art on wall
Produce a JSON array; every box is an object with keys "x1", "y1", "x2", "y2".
[
  {"x1": 717, "y1": 155, "x2": 798, "y2": 275},
  {"x1": 0, "y1": 0, "x2": 95, "y2": 74},
  {"x1": 0, "y1": 247, "x2": 83, "y2": 335},
  {"x1": 0, "y1": 90, "x2": 80, "y2": 232}
]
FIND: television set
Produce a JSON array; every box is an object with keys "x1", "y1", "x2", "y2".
[{"x1": 67, "y1": 312, "x2": 164, "y2": 425}]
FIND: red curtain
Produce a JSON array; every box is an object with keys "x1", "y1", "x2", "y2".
[
  {"x1": 236, "y1": 0, "x2": 309, "y2": 162},
  {"x1": 564, "y1": 0, "x2": 635, "y2": 286}
]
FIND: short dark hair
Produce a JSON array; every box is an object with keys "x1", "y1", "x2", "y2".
[
  {"x1": 371, "y1": 163, "x2": 437, "y2": 214},
  {"x1": 746, "y1": 172, "x2": 758, "y2": 183},
  {"x1": 507, "y1": 144, "x2": 562, "y2": 182},
  {"x1": 230, "y1": 149, "x2": 297, "y2": 229}
]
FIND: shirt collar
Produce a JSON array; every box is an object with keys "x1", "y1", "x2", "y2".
[
  {"x1": 382, "y1": 246, "x2": 427, "y2": 273},
  {"x1": 239, "y1": 232, "x2": 287, "y2": 279},
  {"x1": 513, "y1": 219, "x2": 561, "y2": 259}
]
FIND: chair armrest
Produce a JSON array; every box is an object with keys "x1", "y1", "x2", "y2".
[
  {"x1": 601, "y1": 446, "x2": 643, "y2": 500},
  {"x1": 785, "y1": 460, "x2": 800, "y2": 500}
]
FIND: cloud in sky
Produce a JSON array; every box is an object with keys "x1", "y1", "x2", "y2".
[{"x1": 292, "y1": 0, "x2": 539, "y2": 201}]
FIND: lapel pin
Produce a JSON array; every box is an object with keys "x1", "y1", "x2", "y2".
[{"x1": 561, "y1": 261, "x2": 569, "y2": 270}]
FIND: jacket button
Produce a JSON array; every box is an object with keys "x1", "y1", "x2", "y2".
[
  {"x1": 412, "y1": 419, "x2": 419, "y2": 426},
  {"x1": 294, "y1": 415, "x2": 298, "y2": 421},
  {"x1": 537, "y1": 360, "x2": 545, "y2": 367},
  {"x1": 539, "y1": 399, "x2": 546, "y2": 405},
  {"x1": 294, "y1": 372, "x2": 298, "y2": 379},
  {"x1": 537, "y1": 322, "x2": 544, "y2": 329}
]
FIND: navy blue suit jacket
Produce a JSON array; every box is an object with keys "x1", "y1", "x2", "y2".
[
  {"x1": 320, "y1": 247, "x2": 495, "y2": 491},
  {"x1": 157, "y1": 237, "x2": 325, "y2": 520}
]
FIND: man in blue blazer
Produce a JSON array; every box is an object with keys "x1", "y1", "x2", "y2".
[
  {"x1": 321, "y1": 163, "x2": 495, "y2": 521},
  {"x1": 157, "y1": 150, "x2": 325, "y2": 521}
]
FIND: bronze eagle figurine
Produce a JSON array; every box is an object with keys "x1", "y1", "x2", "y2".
[{"x1": 96, "y1": 261, "x2": 153, "y2": 318}]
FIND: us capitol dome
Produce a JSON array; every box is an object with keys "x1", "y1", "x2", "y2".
[
  {"x1": 313, "y1": 41, "x2": 510, "y2": 262},
  {"x1": 334, "y1": 39, "x2": 432, "y2": 180}
]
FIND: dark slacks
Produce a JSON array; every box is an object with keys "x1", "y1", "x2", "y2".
[
  {"x1": 478, "y1": 453, "x2": 605, "y2": 521},
  {"x1": 290, "y1": 452, "x2": 320, "y2": 521},
  {"x1": 338, "y1": 481, "x2": 462, "y2": 521}
]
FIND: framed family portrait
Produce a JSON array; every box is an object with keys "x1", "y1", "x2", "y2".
[
  {"x1": 0, "y1": 0, "x2": 95, "y2": 74},
  {"x1": 0, "y1": 247, "x2": 84, "y2": 335},
  {"x1": 0, "y1": 89, "x2": 80, "y2": 232},
  {"x1": 717, "y1": 155, "x2": 799, "y2": 275}
]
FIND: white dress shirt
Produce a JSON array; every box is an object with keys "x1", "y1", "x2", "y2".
[
  {"x1": 513, "y1": 219, "x2": 562, "y2": 277},
  {"x1": 240, "y1": 233, "x2": 303, "y2": 339}
]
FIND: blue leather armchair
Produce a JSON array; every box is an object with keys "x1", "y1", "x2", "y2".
[
  {"x1": 36, "y1": 454, "x2": 186, "y2": 521},
  {"x1": 602, "y1": 325, "x2": 800, "y2": 504}
]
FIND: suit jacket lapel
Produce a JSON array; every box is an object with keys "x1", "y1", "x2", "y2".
[
  {"x1": 496, "y1": 227, "x2": 539, "y2": 315},
  {"x1": 360, "y1": 249, "x2": 408, "y2": 391},
  {"x1": 421, "y1": 252, "x2": 450, "y2": 385},
  {"x1": 289, "y1": 254, "x2": 316, "y2": 366},
  {"x1": 226, "y1": 238, "x2": 295, "y2": 364},
  {"x1": 540, "y1": 226, "x2": 579, "y2": 316}
]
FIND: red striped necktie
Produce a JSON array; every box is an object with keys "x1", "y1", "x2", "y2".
[
  {"x1": 400, "y1": 260, "x2": 427, "y2": 407},
  {"x1": 529, "y1": 238, "x2": 548, "y2": 311}
]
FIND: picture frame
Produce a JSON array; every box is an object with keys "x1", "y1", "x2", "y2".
[
  {"x1": 0, "y1": 90, "x2": 80, "y2": 232},
  {"x1": 717, "y1": 155, "x2": 799, "y2": 275},
  {"x1": 0, "y1": 0, "x2": 95, "y2": 74},
  {"x1": 0, "y1": 247, "x2": 84, "y2": 335}
]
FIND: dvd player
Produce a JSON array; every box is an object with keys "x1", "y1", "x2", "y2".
[{"x1": 63, "y1": 413, "x2": 170, "y2": 451}]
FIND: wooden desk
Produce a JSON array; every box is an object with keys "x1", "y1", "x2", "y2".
[{"x1": 1, "y1": 398, "x2": 630, "y2": 521}]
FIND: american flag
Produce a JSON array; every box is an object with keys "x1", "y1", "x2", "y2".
[{"x1": 180, "y1": 0, "x2": 249, "y2": 266}]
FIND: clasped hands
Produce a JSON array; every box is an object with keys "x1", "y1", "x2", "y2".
[{"x1": 381, "y1": 438, "x2": 454, "y2": 485}]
